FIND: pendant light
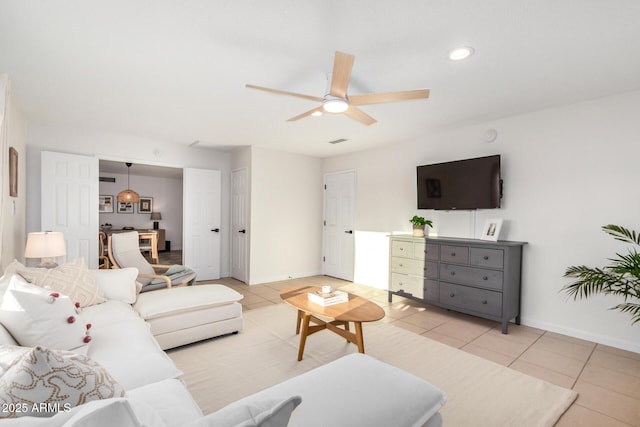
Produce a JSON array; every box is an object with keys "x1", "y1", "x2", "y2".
[{"x1": 117, "y1": 162, "x2": 140, "y2": 203}]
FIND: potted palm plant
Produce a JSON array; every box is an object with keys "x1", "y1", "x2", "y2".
[
  {"x1": 562, "y1": 224, "x2": 640, "y2": 324},
  {"x1": 410, "y1": 215, "x2": 433, "y2": 237}
]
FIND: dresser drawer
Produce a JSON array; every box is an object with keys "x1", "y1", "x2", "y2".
[
  {"x1": 414, "y1": 242, "x2": 440, "y2": 261},
  {"x1": 391, "y1": 240, "x2": 413, "y2": 258},
  {"x1": 391, "y1": 258, "x2": 438, "y2": 279},
  {"x1": 470, "y1": 248, "x2": 504, "y2": 269},
  {"x1": 440, "y1": 245, "x2": 469, "y2": 264},
  {"x1": 439, "y1": 282, "x2": 502, "y2": 317},
  {"x1": 390, "y1": 273, "x2": 424, "y2": 299},
  {"x1": 439, "y1": 264, "x2": 504, "y2": 291},
  {"x1": 424, "y1": 279, "x2": 439, "y2": 302},
  {"x1": 391, "y1": 257, "x2": 423, "y2": 275}
]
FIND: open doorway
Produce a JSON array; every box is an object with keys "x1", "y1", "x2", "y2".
[{"x1": 98, "y1": 160, "x2": 184, "y2": 264}]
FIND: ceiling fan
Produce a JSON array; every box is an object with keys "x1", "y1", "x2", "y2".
[{"x1": 246, "y1": 51, "x2": 430, "y2": 126}]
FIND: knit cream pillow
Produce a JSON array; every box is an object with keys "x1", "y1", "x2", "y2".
[{"x1": 18, "y1": 258, "x2": 106, "y2": 307}]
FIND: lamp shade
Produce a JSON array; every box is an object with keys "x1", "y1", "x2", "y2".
[
  {"x1": 150, "y1": 212, "x2": 162, "y2": 220},
  {"x1": 117, "y1": 189, "x2": 140, "y2": 203},
  {"x1": 25, "y1": 231, "x2": 66, "y2": 262}
]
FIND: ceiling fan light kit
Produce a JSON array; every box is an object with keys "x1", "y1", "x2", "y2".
[
  {"x1": 323, "y1": 97, "x2": 349, "y2": 113},
  {"x1": 246, "y1": 51, "x2": 430, "y2": 126},
  {"x1": 448, "y1": 46, "x2": 475, "y2": 61}
]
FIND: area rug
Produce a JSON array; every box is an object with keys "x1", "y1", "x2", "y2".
[{"x1": 168, "y1": 304, "x2": 577, "y2": 427}]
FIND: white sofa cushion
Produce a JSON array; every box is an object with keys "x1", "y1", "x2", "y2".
[
  {"x1": 187, "y1": 395, "x2": 302, "y2": 427},
  {"x1": 17, "y1": 258, "x2": 106, "y2": 308},
  {"x1": 0, "y1": 398, "x2": 166, "y2": 427},
  {"x1": 127, "y1": 379, "x2": 203, "y2": 427},
  {"x1": 82, "y1": 300, "x2": 143, "y2": 329},
  {"x1": 87, "y1": 320, "x2": 182, "y2": 391},
  {"x1": 0, "y1": 277, "x2": 91, "y2": 353},
  {"x1": 88, "y1": 268, "x2": 139, "y2": 304},
  {"x1": 226, "y1": 353, "x2": 447, "y2": 427},
  {"x1": 0, "y1": 346, "x2": 125, "y2": 418},
  {"x1": 134, "y1": 284, "x2": 243, "y2": 320}
]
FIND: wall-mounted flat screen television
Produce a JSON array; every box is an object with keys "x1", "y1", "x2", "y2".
[{"x1": 417, "y1": 155, "x2": 501, "y2": 210}]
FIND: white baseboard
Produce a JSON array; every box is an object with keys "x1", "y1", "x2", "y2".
[{"x1": 248, "y1": 270, "x2": 323, "y2": 286}]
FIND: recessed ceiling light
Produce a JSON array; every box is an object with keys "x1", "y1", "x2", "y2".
[{"x1": 448, "y1": 46, "x2": 475, "y2": 61}]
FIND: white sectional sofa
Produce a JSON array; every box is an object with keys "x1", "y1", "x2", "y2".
[{"x1": 0, "y1": 262, "x2": 447, "y2": 426}]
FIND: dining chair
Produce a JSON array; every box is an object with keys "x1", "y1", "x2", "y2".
[{"x1": 98, "y1": 231, "x2": 110, "y2": 269}]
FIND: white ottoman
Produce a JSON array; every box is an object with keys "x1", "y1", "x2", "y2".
[{"x1": 133, "y1": 284, "x2": 243, "y2": 350}]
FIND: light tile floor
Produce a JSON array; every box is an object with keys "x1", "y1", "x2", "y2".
[{"x1": 202, "y1": 275, "x2": 640, "y2": 427}]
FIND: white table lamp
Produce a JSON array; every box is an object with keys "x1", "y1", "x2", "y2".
[{"x1": 24, "y1": 231, "x2": 66, "y2": 268}]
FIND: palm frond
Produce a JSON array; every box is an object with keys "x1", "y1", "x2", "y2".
[
  {"x1": 611, "y1": 303, "x2": 640, "y2": 324},
  {"x1": 563, "y1": 225, "x2": 640, "y2": 325},
  {"x1": 603, "y1": 224, "x2": 640, "y2": 245}
]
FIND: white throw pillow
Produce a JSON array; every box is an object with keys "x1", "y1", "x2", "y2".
[
  {"x1": 188, "y1": 396, "x2": 302, "y2": 427},
  {"x1": 0, "y1": 276, "x2": 92, "y2": 352},
  {"x1": 17, "y1": 258, "x2": 106, "y2": 308},
  {"x1": 0, "y1": 346, "x2": 125, "y2": 418},
  {"x1": 89, "y1": 268, "x2": 139, "y2": 304}
]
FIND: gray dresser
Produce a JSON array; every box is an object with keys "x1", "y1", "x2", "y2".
[{"x1": 388, "y1": 235, "x2": 526, "y2": 333}]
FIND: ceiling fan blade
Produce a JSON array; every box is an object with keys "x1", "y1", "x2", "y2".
[
  {"x1": 286, "y1": 106, "x2": 324, "y2": 122},
  {"x1": 349, "y1": 89, "x2": 430, "y2": 106},
  {"x1": 343, "y1": 106, "x2": 377, "y2": 126},
  {"x1": 329, "y1": 52, "x2": 355, "y2": 99},
  {"x1": 246, "y1": 84, "x2": 324, "y2": 103}
]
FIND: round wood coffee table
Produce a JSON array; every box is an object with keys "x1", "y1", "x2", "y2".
[{"x1": 280, "y1": 285, "x2": 385, "y2": 361}]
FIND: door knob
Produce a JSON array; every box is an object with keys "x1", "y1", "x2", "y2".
[
  {"x1": 344, "y1": 230, "x2": 353, "y2": 234},
  {"x1": 239, "y1": 229, "x2": 246, "y2": 234},
  {"x1": 211, "y1": 228, "x2": 220, "y2": 232}
]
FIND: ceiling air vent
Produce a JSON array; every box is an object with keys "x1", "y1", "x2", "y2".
[{"x1": 328, "y1": 138, "x2": 348, "y2": 145}]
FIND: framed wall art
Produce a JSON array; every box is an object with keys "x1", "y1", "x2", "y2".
[
  {"x1": 99, "y1": 195, "x2": 114, "y2": 213},
  {"x1": 138, "y1": 197, "x2": 153, "y2": 214},
  {"x1": 117, "y1": 201, "x2": 134, "y2": 214},
  {"x1": 9, "y1": 147, "x2": 18, "y2": 197}
]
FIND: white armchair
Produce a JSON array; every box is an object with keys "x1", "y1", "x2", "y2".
[{"x1": 107, "y1": 231, "x2": 196, "y2": 292}]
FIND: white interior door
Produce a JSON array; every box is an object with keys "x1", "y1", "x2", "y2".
[
  {"x1": 41, "y1": 151, "x2": 99, "y2": 268},
  {"x1": 231, "y1": 168, "x2": 248, "y2": 283},
  {"x1": 183, "y1": 168, "x2": 221, "y2": 280},
  {"x1": 322, "y1": 170, "x2": 355, "y2": 281}
]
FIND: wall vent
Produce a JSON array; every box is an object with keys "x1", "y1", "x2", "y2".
[
  {"x1": 99, "y1": 177, "x2": 116, "y2": 182},
  {"x1": 328, "y1": 138, "x2": 348, "y2": 145}
]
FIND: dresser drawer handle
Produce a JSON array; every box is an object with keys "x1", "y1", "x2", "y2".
[
  {"x1": 483, "y1": 276, "x2": 488, "y2": 281},
  {"x1": 483, "y1": 255, "x2": 489, "y2": 260},
  {"x1": 449, "y1": 293, "x2": 455, "y2": 298},
  {"x1": 482, "y1": 300, "x2": 488, "y2": 304},
  {"x1": 399, "y1": 263, "x2": 403, "y2": 267},
  {"x1": 450, "y1": 271, "x2": 455, "y2": 276},
  {"x1": 399, "y1": 247, "x2": 404, "y2": 251},
  {"x1": 451, "y1": 252, "x2": 456, "y2": 257}
]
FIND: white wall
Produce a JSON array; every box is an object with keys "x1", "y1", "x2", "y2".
[
  {"x1": 98, "y1": 172, "x2": 183, "y2": 249},
  {"x1": 324, "y1": 89, "x2": 640, "y2": 353},
  {"x1": 1, "y1": 101, "x2": 27, "y2": 271},
  {"x1": 25, "y1": 121, "x2": 232, "y2": 276},
  {"x1": 249, "y1": 146, "x2": 323, "y2": 284}
]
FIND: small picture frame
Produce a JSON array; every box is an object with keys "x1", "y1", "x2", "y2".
[
  {"x1": 99, "y1": 195, "x2": 114, "y2": 213},
  {"x1": 117, "y1": 201, "x2": 134, "y2": 214},
  {"x1": 138, "y1": 197, "x2": 153, "y2": 214},
  {"x1": 480, "y1": 218, "x2": 503, "y2": 241},
  {"x1": 9, "y1": 147, "x2": 18, "y2": 197}
]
